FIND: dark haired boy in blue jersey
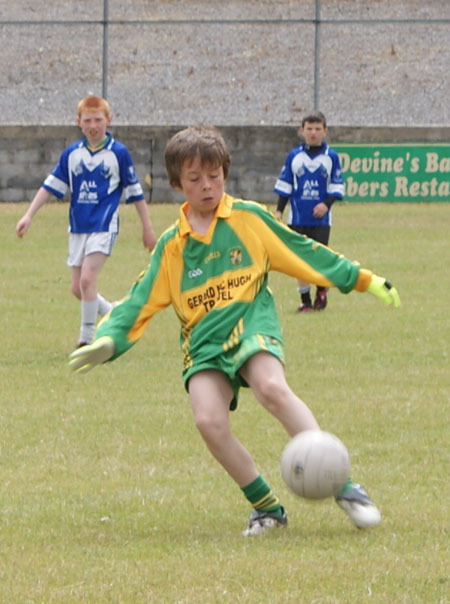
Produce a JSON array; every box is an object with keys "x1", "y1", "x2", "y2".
[
  {"x1": 16, "y1": 96, "x2": 156, "y2": 348},
  {"x1": 274, "y1": 110, "x2": 343, "y2": 312}
]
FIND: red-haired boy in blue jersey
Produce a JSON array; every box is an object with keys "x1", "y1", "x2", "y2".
[{"x1": 16, "y1": 96, "x2": 156, "y2": 348}]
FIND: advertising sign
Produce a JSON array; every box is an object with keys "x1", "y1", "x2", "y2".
[{"x1": 334, "y1": 144, "x2": 450, "y2": 202}]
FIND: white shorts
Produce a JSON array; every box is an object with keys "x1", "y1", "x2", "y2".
[{"x1": 67, "y1": 232, "x2": 117, "y2": 267}]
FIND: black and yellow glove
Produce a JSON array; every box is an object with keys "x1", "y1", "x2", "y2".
[
  {"x1": 367, "y1": 274, "x2": 401, "y2": 308},
  {"x1": 69, "y1": 336, "x2": 115, "y2": 374}
]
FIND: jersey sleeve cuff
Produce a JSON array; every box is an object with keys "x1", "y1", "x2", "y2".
[{"x1": 354, "y1": 268, "x2": 373, "y2": 292}]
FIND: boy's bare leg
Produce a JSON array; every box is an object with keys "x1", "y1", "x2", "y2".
[
  {"x1": 239, "y1": 351, "x2": 320, "y2": 436},
  {"x1": 241, "y1": 352, "x2": 380, "y2": 528},
  {"x1": 188, "y1": 370, "x2": 259, "y2": 487},
  {"x1": 71, "y1": 252, "x2": 109, "y2": 345},
  {"x1": 70, "y1": 265, "x2": 82, "y2": 300},
  {"x1": 70, "y1": 264, "x2": 111, "y2": 316},
  {"x1": 79, "y1": 252, "x2": 108, "y2": 301}
]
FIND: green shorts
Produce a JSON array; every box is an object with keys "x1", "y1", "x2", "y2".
[{"x1": 183, "y1": 334, "x2": 285, "y2": 411}]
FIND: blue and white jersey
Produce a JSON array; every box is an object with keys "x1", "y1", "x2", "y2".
[
  {"x1": 274, "y1": 142, "x2": 344, "y2": 227},
  {"x1": 43, "y1": 133, "x2": 144, "y2": 233}
]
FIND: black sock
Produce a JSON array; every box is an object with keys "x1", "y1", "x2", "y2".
[{"x1": 301, "y1": 292, "x2": 312, "y2": 305}]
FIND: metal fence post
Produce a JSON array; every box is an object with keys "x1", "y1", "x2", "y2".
[
  {"x1": 314, "y1": 0, "x2": 321, "y2": 109},
  {"x1": 102, "y1": 0, "x2": 109, "y2": 99}
]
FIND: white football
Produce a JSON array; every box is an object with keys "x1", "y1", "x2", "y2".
[{"x1": 280, "y1": 430, "x2": 350, "y2": 500}]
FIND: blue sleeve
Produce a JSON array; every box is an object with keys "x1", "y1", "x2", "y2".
[
  {"x1": 117, "y1": 145, "x2": 145, "y2": 204},
  {"x1": 274, "y1": 149, "x2": 295, "y2": 197},
  {"x1": 42, "y1": 146, "x2": 72, "y2": 199},
  {"x1": 328, "y1": 149, "x2": 344, "y2": 200}
]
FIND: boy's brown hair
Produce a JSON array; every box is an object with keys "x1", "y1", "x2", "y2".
[
  {"x1": 164, "y1": 124, "x2": 231, "y2": 188},
  {"x1": 301, "y1": 110, "x2": 327, "y2": 128},
  {"x1": 76, "y1": 96, "x2": 111, "y2": 119}
]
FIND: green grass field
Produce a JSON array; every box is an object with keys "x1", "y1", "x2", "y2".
[{"x1": 1, "y1": 202, "x2": 449, "y2": 603}]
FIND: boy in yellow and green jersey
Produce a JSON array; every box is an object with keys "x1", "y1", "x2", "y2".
[{"x1": 70, "y1": 125, "x2": 400, "y2": 536}]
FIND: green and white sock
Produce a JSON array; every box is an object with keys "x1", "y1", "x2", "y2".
[
  {"x1": 241, "y1": 475, "x2": 282, "y2": 516},
  {"x1": 336, "y1": 477, "x2": 353, "y2": 497}
]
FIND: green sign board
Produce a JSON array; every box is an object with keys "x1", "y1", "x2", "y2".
[{"x1": 334, "y1": 144, "x2": 450, "y2": 202}]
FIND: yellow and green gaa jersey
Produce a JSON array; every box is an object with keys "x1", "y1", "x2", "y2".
[{"x1": 96, "y1": 193, "x2": 372, "y2": 372}]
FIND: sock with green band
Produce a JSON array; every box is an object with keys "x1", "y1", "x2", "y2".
[
  {"x1": 336, "y1": 477, "x2": 353, "y2": 497},
  {"x1": 241, "y1": 475, "x2": 283, "y2": 516}
]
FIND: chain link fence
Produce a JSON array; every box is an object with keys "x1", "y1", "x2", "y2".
[{"x1": 1, "y1": 0, "x2": 449, "y2": 126}]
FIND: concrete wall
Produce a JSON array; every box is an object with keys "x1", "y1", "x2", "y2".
[{"x1": 1, "y1": 125, "x2": 449, "y2": 203}]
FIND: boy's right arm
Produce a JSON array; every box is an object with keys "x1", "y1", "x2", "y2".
[
  {"x1": 69, "y1": 337, "x2": 115, "y2": 374},
  {"x1": 15, "y1": 187, "x2": 52, "y2": 238},
  {"x1": 69, "y1": 233, "x2": 174, "y2": 374},
  {"x1": 275, "y1": 194, "x2": 289, "y2": 220}
]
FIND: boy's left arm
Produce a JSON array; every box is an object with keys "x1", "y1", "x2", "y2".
[
  {"x1": 255, "y1": 208, "x2": 400, "y2": 307},
  {"x1": 118, "y1": 147, "x2": 156, "y2": 252},
  {"x1": 312, "y1": 201, "x2": 329, "y2": 218},
  {"x1": 134, "y1": 199, "x2": 157, "y2": 251},
  {"x1": 312, "y1": 196, "x2": 339, "y2": 218}
]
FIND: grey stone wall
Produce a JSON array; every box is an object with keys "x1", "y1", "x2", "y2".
[{"x1": 1, "y1": 125, "x2": 449, "y2": 203}]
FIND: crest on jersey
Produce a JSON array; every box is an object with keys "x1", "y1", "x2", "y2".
[
  {"x1": 229, "y1": 248, "x2": 242, "y2": 265},
  {"x1": 101, "y1": 161, "x2": 112, "y2": 179}
]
